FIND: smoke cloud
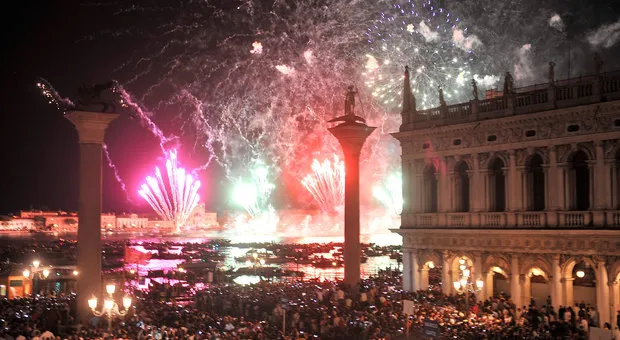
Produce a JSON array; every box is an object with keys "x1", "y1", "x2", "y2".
[
  {"x1": 418, "y1": 21, "x2": 439, "y2": 42},
  {"x1": 452, "y1": 28, "x2": 483, "y2": 52},
  {"x1": 514, "y1": 44, "x2": 533, "y2": 80},
  {"x1": 586, "y1": 19, "x2": 620, "y2": 49},
  {"x1": 549, "y1": 13, "x2": 564, "y2": 32}
]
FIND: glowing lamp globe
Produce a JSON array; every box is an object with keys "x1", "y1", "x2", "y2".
[
  {"x1": 576, "y1": 270, "x2": 585, "y2": 278},
  {"x1": 453, "y1": 281, "x2": 461, "y2": 290},
  {"x1": 106, "y1": 283, "x2": 116, "y2": 295},
  {"x1": 476, "y1": 279, "x2": 484, "y2": 289},
  {"x1": 42, "y1": 269, "x2": 50, "y2": 278},
  {"x1": 32, "y1": 260, "x2": 40, "y2": 269},
  {"x1": 427, "y1": 261, "x2": 435, "y2": 269},
  {"x1": 88, "y1": 296, "x2": 98, "y2": 309},
  {"x1": 122, "y1": 296, "x2": 132, "y2": 309},
  {"x1": 104, "y1": 299, "x2": 114, "y2": 311},
  {"x1": 23, "y1": 270, "x2": 30, "y2": 279},
  {"x1": 462, "y1": 269, "x2": 470, "y2": 278}
]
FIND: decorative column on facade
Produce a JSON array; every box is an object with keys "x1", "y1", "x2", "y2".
[
  {"x1": 522, "y1": 275, "x2": 531, "y2": 310},
  {"x1": 442, "y1": 251, "x2": 452, "y2": 296},
  {"x1": 547, "y1": 146, "x2": 562, "y2": 226},
  {"x1": 471, "y1": 154, "x2": 481, "y2": 211},
  {"x1": 420, "y1": 265, "x2": 430, "y2": 290},
  {"x1": 596, "y1": 259, "x2": 610, "y2": 327},
  {"x1": 474, "y1": 253, "x2": 485, "y2": 301},
  {"x1": 411, "y1": 253, "x2": 420, "y2": 292},
  {"x1": 402, "y1": 249, "x2": 413, "y2": 291},
  {"x1": 610, "y1": 159, "x2": 619, "y2": 209},
  {"x1": 402, "y1": 159, "x2": 411, "y2": 214},
  {"x1": 510, "y1": 255, "x2": 522, "y2": 308},
  {"x1": 438, "y1": 159, "x2": 451, "y2": 225},
  {"x1": 507, "y1": 150, "x2": 519, "y2": 225},
  {"x1": 593, "y1": 142, "x2": 608, "y2": 225},
  {"x1": 551, "y1": 255, "x2": 562, "y2": 312},
  {"x1": 562, "y1": 277, "x2": 574, "y2": 308}
]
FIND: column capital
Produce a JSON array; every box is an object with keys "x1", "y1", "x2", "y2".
[{"x1": 66, "y1": 111, "x2": 120, "y2": 144}]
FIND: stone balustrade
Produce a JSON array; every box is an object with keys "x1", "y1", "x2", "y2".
[
  {"x1": 401, "y1": 210, "x2": 620, "y2": 229},
  {"x1": 401, "y1": 71, "x2": 620, "y2": 131}
]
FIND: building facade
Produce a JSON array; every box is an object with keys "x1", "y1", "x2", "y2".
[{"x1": 393, "y1": 65, "x2": 620, "y2": 327}]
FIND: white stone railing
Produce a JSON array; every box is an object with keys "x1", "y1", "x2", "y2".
[
  {"x1": 401, "y1": 210, "x2": 620, "y2": 228},
  {"x1": 519, "y1": 212, "x2": 545, "y2": 227},
  {"x1": 481, "y1": 212, "x2": 505, "y2": 227},
  {"x1": 447, "y1": 213, "x2": 470, "y2": 227},
  {"x1": 559, "y1": 211, "x2": 591, "y2": 226}
]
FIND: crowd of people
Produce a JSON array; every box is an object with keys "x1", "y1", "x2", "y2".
[{"x1": 1, "y1": 269, "x2": 618, "y2": 340}]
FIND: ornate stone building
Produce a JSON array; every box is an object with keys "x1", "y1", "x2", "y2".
[{"x1": 393, "y1": 64, "x2": 620, "y2": 327}]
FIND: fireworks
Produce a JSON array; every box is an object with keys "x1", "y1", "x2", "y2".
[
  {"x1": 232, "y1": 160, "x2": 275, "y2": 217},
  {"x1": 363, "y1": 0, "x2": 481, "y2": 110},
  {"x1": 138, "y1": 150, "x2": 201, "y2": 233},
  {"x1": 372, "y1": 171, "x2": 403, "y2": 215},
  {"x1": 301, "y1": 156, "x2": 345, "y2": 214}
]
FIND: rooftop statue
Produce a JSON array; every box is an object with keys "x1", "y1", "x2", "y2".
[
  {"x1": 328, "y1": 85, "x2": 367, "y2": 124},
  {"x1": 75, "y1": 81, "x2": 121, "y2": 113}
]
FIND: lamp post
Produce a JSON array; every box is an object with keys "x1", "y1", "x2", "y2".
[
  {"x1": 452, "y1": 258, "x2": 483, "y2": 313},
  {"x1": 88, "y1": 283, "x2": 132, "y2": 331},
  {"x1": 23, "y1": 260, "x2": 51, "y2": 295}
]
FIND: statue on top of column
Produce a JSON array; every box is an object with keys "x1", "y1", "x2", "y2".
[
  {"x1": 438, "y1": 86, "x2": 446, "y2": 107},
  {"x1": 328, "y1": 85, "x2": 366, "y2": 124},
  {"x1": 75, "y1": 81, "x2": 121, "y2": 113},
  {"x1": 594, "y1": 53, "x2": 604, "y2": 75},
  {"x1": 548, "y1": 61, "x2": 555, "y2": 84},
  {"x1": 471, "y1": 78, "x2": 479, "y2": 100},
  {"x1": 503, "y1": 72, "x2": 514, "y2": 95}
]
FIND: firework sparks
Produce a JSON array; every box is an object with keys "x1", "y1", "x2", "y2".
[
  {"x1": 363, "y1": 0, "x2": 484, "y2": 110},
  {"x1": 372, "y1": 171, "x2": 403, "y2": 215},
  {"x1": 232, "y1": 160, "x2": 275, "y2": 217},
  {"x1": 138, "y1": 150, "x2": 201, "y2": 233},
  {"x1": 301, "y1": 156, "x2": 345, "y2": 214}
]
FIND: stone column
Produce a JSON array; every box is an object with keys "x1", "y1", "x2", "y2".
[
  {"x1": 414, "y1": 174, "x2": 424, "y2": 214},
  {"x1": 442, "y1": 251, "x2": 452, "y2": 296},
  {"x1": 329, "y1": 121, "x2": 376, "y2": 287},
  {"x1": 563, "y1": 278, "x2": 574, "y2": 307},
  {"x1": 420, "y1": 267, "x2": 430, "y2": 290},
  {"x1": 508, "y1": 150, "x2": 521, "y2": 211},
  {"x1": 522, "y1": 275, "x2": 531, "y2": 308},
  {"x1": 66, "y1": 111, "x2": 119, "y2": 323},
  {"x1": 411, "y1": 252, "x2": 420, "y2": 292},
  {"x1": 474, "y1": 253, "x2": 485, "y2": 301},
  {"x1": 402, "y1": 249, "x2": 412, "y2": 291},
  {"x1": 510, "y1": 255, "x2": 522, "y2": 308},
  {"x1": 547, "y1": 146, "x2": 560, "y2": 209},
  {"x1": 551, "y1": 255, "x2": 562, "y2": 312},
  {"x1": 594, "y1": 142, "x2": 608, "y2": 210},
  {"x1": 596, "y1": 260, "x2": 610, "y2": 327},
  {"x1": 470, "y1": 154, "x2": 480, "y2": 211}
]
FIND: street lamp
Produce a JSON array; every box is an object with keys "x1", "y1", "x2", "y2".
[
  {"x1": 453, "y1": 258, "x2": 483, "y2": 313},
  {"x1": 23, "y1": 260, "x2": 52, "y2": 295},
  {"x1": 88, "y1": 283, "x2": 132, "y2": 331}
]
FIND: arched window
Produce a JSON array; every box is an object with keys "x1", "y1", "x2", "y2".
[
  {"x1": 455, "y1": 162, "x2": 470, "y2": 212},
  {"x1": 489, "y1": 158, "x2": 506, "y2": 212},
  {"x1": 423, "y1": 164, "x2": 438, "y2": 213},
  {"x1": 527, "y1": 154, "x2": 545, "y2": 211},
  {"x1": 569, "y1": 150, "x2": 590, "y2": 211},
  {"x1": 615, "y1": 150, "x2": 620, "y2": 209}
]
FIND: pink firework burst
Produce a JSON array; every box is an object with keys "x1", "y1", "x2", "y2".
[{"x1": 138, "y1": 150, "x2": 201, "y2": 233}]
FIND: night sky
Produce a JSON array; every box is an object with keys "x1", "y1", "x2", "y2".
[{"x1": 1, "y1": 1, "x2": 619, "y2": 215}]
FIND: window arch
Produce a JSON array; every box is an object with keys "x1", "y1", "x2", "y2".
[
  {"x1": 423, "y1": 164, "x2": 438, "y2": 213},
  {"x1": 489, "y1": 158, "x2": 506, "y2": 212},
  {"x1": 455, "y1": 162, "x2": 470, "y2": 212},
  {"x1": 568, "y1": 150, "x2": 590, "y2": 211},
  {"x1": 527, "y1": 154, "x2": 545, "y2": 211},
  {"x1": 615, "y1": 149, "x2": 620, "y2": 209}
]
